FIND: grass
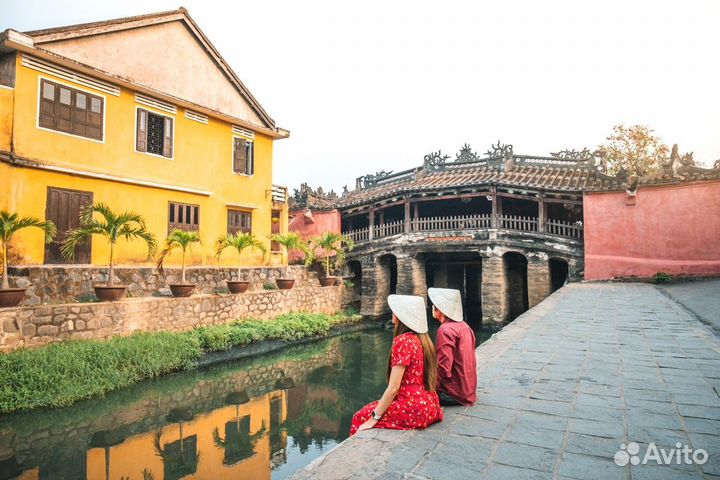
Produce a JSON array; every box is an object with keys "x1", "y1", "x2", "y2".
[{"x1": 0, "y1": 310, "x2": 362, "y2": 413}]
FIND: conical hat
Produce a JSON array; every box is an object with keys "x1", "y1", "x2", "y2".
[
  {"x1": 387, "y1": 295, "x2": 428, "y2": 333},
  {"x1": 427, "y1": 288, "x2": 464, "y2": 322}
]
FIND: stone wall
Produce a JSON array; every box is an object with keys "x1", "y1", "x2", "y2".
[
  {"x1": 0, "y1": 285, "x2": 343, "y2": 351},
  {"x1": 6, "y1": 265, "x2": 317, "y2": 306}
]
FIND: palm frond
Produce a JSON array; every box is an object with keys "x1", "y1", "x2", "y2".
[
  {"x1": 157, "y1": 230, "x2": 200, "y2": 272},
  {"x1": 60, "y1": 224, "x2": 105, "y2": 259},
  {"x1": 215, "y1": 233, "x2": 267, "y2": 258},
  {"x1": 0, "y1": 210, "x2": 57, "y2": 243}
]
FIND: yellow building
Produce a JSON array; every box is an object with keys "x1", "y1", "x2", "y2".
[{"x1": 0, "y1": 8, "x2": 289, "y2": 267}]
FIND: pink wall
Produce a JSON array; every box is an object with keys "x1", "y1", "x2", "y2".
[
  {"x1": 583, "y1": 180, "x2": 720, "y2": 280},
  {"x1": 288, "y1": 208, "x2": 342, "y2": 262}
]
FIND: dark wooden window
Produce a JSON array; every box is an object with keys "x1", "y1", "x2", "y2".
[
  {"x1": 228, "y1": 209, "x2": 252, "y2": 235},
  {"x1": 38, "y1": 79, "x2": 103, "y2": 140},
  {"x1": 233, "y1": 137, "x2": 254, "y2": 175},
  {"x1": 137, "y1": 108, "x2": 173, "y2": 158},
  {"x1": 169, "y1": 202, "x2": 199, "y2": 232}
]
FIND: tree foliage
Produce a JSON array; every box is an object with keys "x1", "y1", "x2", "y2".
[
  {"x1": 0, "y1": 210, "x2": 56, "y2": 289},
  {"x1": 598, "y1": 124, "x2": 669, "y2": 177}
]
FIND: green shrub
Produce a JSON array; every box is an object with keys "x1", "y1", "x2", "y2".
[
  {"x1": 0, "y1": 311, "x2": 360, "y2": 413},
  {"x1": 653, "y1": 272, "x2": 671, "y2": 284},
  {"x1": 0, "y1": 332, "x2": 202, "y2": 412},
  {"x1": 263, "y1": 281, "x2": 278, "y2": 290}
]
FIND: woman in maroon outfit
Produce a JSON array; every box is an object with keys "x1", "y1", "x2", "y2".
[{"x1": 350, "y1": 295, "x2": 443, "y2": 435}]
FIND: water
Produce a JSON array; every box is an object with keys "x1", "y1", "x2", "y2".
[{"x1": 0, "y1": 325, "x2": 493, "y2": 480}]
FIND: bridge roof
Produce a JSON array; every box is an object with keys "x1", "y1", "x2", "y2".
[{"x1": 334, "y1": 145, "x2": 720, "y2": 209}]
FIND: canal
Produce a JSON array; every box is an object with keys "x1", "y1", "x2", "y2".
[{"x1": 0, "y1": 325, "x2": 493, "y2": 480}]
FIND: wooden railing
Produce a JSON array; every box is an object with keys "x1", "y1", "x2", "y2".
[
  {"x1": 413, "y1": 214, "x2": 491, "y2": 232},
  {"x1": 374, "y1": 220, "x2": 404, "y2": 238},
  {"x1": 271, "y1": 185, "x2": 288, "y2": 203},
  {"x1": 345, "y1": 227, "x2": 369, "y2": 243},
  {"x1": 499, "y1": 215, "x2": 538, "y2": 232},
  {"x1": 343, "y1": 214, "x2": 583, "y2": 243},
  {"x1": 546, "y1": 219, "x2": 583, "y2": 238}
]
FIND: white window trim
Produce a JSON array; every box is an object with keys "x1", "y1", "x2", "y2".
[
  {"x1": 133, "y1": 105, "x2": 176, "y2": 161},
  {"x1": 35, "y1": 75, "x2": 107, "y2": 144},
  {"x1": 231, "y1": 134, "x2": 254, "y2": 177}
]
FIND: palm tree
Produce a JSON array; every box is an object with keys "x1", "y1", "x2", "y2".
[
  {"x1": 61, "y1": 203, "x2": 157, "y2": 286},
  {"x1": 307, "y1": 232, "x2": 355, "y2": 279},
  {"x1": 215, "y1": 233, "x2": 267, "y2": 279},
  {"x1": 157, "y1": 230, "x2": 201, "y2": 284},
  {"x1": 0, "y1": 210, "x2": 56, "y2": 290},
  {"x1": 269, "y1": 232, "x2": 309, "y2": 279}
]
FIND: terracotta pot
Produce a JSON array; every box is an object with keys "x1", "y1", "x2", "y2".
[
  {"x1": 0, "y1": 288, "x2": 26, "y2": 308},
  {"x1": 169, "y1": 284, "x2": 196, "y2": 297},
  {"x1": 94, "y1": 285, "x2": 127, "y2": 302},
  {"x1": 227, "y1": 280, "x2": 250, "y2": 294},
  {"x1": 276, "y1": 278, "x2": 295, "y2": 290},
  {"x1": 319, "y1": 276, "x2": 337, "y2": 287}
]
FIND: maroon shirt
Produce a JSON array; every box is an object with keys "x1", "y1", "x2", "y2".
[{"x1": 436, "y1": 320, "x2": 477, "y2": 405}]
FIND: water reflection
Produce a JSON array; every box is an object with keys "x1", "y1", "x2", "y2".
[
  {"x1": 0, "y1": 326, "x2": 492, "y2": 480},
  {"x1": 0, "y1": 329, "x2": 393, "y2": 480}
]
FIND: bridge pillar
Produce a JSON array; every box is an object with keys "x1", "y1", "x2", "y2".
[
  {"x1": 396, "y1": 254, "x2": 427, "y2": 298},
  {"x1": 481, "y1": 254, "x2": 507, "y2": 325},
  {"x1": 359, "y1": 255, "x2": 384, "y2": 318},
  {"x1": 527, "y1": 253, "x2": 551, "y2": 308}
]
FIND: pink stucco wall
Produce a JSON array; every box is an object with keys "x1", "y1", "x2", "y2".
[
  {"x1": 288, "y1": 208, "x2": 342, "y2": 262},
  {"x1": 583, "y1": 180, "x2": 720, "y2": 280}
]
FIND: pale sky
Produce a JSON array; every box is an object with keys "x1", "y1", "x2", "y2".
[{"x1": 3, "y1": 0, "x2": 719, "y2": 193}]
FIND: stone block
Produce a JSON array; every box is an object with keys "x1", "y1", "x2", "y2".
[{"x1": 37, "y1": 325, "x2": 59, "y2": 336}]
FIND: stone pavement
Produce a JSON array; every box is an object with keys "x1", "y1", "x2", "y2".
[
  {"x1": 658, "y1": 279, "x2": 720, "y2": 335},
  {"x1": 290, "y1": 283, "x2": 720, "y2": 480}
]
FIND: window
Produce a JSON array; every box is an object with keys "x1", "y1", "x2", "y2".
[
  {"x1": 169, "y1": 202, "x2": 199, "y2": 232},
  {"x1": 233, "y1": 137, "x2": 254, "y2": 175},
  {"x1": 228, "y1": 210, "x2": 252, "y2": 235},
  {"x1": 137, "y1": 108, "x2": 173, "y2": 158},
  {"x1": 38, "y1": 79, "x2": 103, "y2": 140}
]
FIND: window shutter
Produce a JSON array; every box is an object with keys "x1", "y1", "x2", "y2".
[
  {"x1": 87, "y1": 96, "x2": 103, "y2": 140},
  {"x1": 163, "y1": 117, "x2": 173, "y2": 158},
  {"x1": 233, "y1": 137, "x2": 247, "y2": 173},
  {"x1": 136, "y1": 109, "x2": 148, "y2": 152},
  {"x1": 39, "y1": 81, "x2": 55, "y2": 128},
  {"x1": 247, "y1": 142, "x2": 254, "y2": 175}
]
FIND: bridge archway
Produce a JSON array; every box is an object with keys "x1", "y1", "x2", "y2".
[
  {"x1": 377, "y1": 253, "x2": 398, "y2": 300},
  {"x1": 345, "y1": 260, "x2": 362, "y2": 311},
  {"x1": 503, "y1": 251, "x2": 528, "y2": 322},
  {"x1": 424, "y1": 252, "x2": 482, "y2": 328},
  {"x1": 549, "y1": 258, "x2": 569, "y2": 293}
]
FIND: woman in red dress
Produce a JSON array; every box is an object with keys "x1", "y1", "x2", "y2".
[{"x1": 350, "y1": 294, "x2": 443, "y2": 435}]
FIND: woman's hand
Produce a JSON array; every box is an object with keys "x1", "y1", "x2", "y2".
[{"x1": 356, "y1": 417, "x2": 378, "y2": 432}]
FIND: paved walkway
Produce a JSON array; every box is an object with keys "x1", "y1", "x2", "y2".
[
  {"x1": 290, "y1": 283, "x2": 720, "y2": 480},
  {"x1": 658, "y1": 279, "x2": 720, "y2": 335}
]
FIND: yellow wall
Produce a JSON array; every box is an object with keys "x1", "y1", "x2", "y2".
[
  {"x1": 1, "y1": 54, "x2": 288, "y2": 267},
  {"x1": 85, "y1": 391, "x2": 286, "y2": 480}
]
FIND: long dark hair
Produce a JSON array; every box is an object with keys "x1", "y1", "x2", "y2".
[{"x1": 387, "y1": 319, "x2": 438, "y2": 392}]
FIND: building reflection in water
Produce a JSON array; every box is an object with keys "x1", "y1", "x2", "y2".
[{"x1": 1, "y1": 330, "x2": 393, "y2": 480}]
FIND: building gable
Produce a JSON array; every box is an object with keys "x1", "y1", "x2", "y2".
[{"x1": 29, "y1": 11, "x2": 273, "y2": 130}]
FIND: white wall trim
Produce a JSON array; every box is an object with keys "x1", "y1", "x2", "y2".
[
  {"x1": 135, "y1": 93, "x2": 177, "y2": 114},
  {"x1": 22, "y1": 54, "x2": 120, "y2": 96}
]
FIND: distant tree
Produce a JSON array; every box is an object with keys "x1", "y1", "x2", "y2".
[{"x1": 598, "y1": 124, "x2": 669, "y2": 177}]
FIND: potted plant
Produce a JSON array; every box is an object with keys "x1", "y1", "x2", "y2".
[
  {"x1": 307, "y1": 232, "x2": 355, "y2": 287},
  {"x1": 157, "y1": 229, "x2": 201, "y2": 297},
  {"x1": 268, "y1": 232, "x2": 309, "y2": 290},
  {"x1": 62, "y1": 203, "x2": 157, "y2": 302},
  {"x1": 215, "y1": 232, "x2": 266, "y2": 293},
  {"x1": 0, "y1": 210, "x2": 56, "y2": 308}
]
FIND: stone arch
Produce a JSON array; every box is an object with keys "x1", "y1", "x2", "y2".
[
  {"x1": 377, "y1": 253, "x2": 398, "y2": 299},
  {"x1": 345, "y1": 260, "x2": 362, "y2": 311},
  {"x1": 549, "y1": 257, "x2": 569, "y2": 293},
  {"x1": 503, "y1": 251, "x2": 529, "y2": 322}
]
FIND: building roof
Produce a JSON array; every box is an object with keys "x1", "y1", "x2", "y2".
[
  {"x1": 1, "y1": 8, "x2": 288, "y2": 138},
  {"x1": 335, "y1": 144, "x2": 720, "y2": 209}
]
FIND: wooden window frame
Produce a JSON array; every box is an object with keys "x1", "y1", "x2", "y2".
[
  {"x1": 232, "y1": 136, "x2": 254, "y2": 176},
  {"x1": 168, "y1": 201, "x2": 200, "y2": 233},
  {"x1": 135, "y1": 106, "x2": 175, "y2": 160},
  {"x1": 227, "y1": 209, "x2": 253, "y2": 235},
  {"x1": 36, "y1": 77, "x2": 105, "y2": 142}
]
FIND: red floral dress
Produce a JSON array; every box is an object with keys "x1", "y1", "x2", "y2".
[{"x1": 350, "y1": 333, "x2": 443, "y2": 435}]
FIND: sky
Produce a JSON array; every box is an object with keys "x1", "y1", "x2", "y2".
[{"x1": 2, "y1": 0, "x2": 719, "y2": 193}]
